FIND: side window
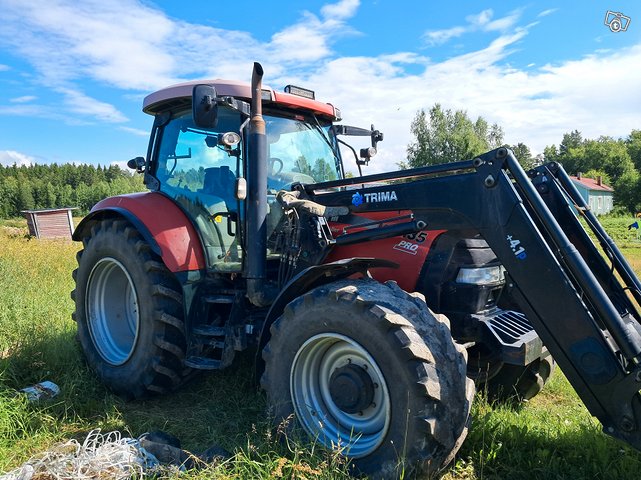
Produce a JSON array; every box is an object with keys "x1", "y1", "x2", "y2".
[{"x1": 156, "y1": 110, "x2": 240, "y2": 200}]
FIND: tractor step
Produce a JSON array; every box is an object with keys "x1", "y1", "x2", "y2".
[
  {"x1": 184, "y1": 356, "x2": 223, "y2": 370},
  {"x1": 193, "y1": 338, "x2": 226, "y2": 349},
  {"x1": 192, "y1": 325, "x2": 226, "y2": 337},
  {"x1": 203, "y1": 294, "x2": 235, "y2": 304}
]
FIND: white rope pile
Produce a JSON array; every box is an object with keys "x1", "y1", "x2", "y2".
[{"x1": 0, "y1": 430, "x2": 160, "y2": 480}]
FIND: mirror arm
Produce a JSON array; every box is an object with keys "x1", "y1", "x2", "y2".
[{"x1": 219, "y1": 96, "x2": 251, "y2": 117}]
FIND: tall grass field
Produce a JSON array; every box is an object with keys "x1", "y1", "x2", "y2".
[{"x1": 1, "y1": 217, "x2": 641, "y2": 479}]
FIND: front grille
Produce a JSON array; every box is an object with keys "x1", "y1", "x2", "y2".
[{"x1": 487, "y1": 310, "x2": 534, "y2": 345}]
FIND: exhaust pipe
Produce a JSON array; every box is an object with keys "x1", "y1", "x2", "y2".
[{"x1": 246, "y1": 62, "x2": 270, "y2": 307}]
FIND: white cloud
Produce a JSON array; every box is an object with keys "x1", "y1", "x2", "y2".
[
  {"x1": 423, "y1": 9, "x2": 523, "y2": 47},
  {"x1": 538, "y1": 9, "x2": 558, "y2": 18},
  {"x1": 0, "y1": 150, "x2": 34, "y2": 166},
  {"x1": 484, "y1": 11, "x2": 522, "y2": 32},
  {"x1": 0, "y1": 102, "x2": 94, "y2": 126},
  {"x1": 119, "y1": 126, "x2": 149, "y2": 137},
  {"x1": 423, "y1": 26, "x2": 467, "y2": 46},
  {"x1": 0, "y1": 0, "x2": 360, "y2": 92},
  {"x1": 0, "y1": 63, "x2": 9, "y2": 71},
  {"x1": 304, "y1": 35, "x2": 641, "y2": 174},
  {"x1": 55, "y1": 87, "x2": 127, "y2": 123},
  {"x1": 0, "y1": 104, "x2": 40, "y2": 116},
  {"x1": 0, "y1": 0, "x2": 178, "y2": 91},
  {"x1": 270, "y1": 15, "x2": 333, "y2": 63},
  {"x1": 321, "y1": 0, "x2": 360, "y2": 20},
  {"x1": 466, "y1": 9, "x2": 493, "y2": 27},
  {"x1": 9, "y1": 95, "x2": 36, "y2": 103}
]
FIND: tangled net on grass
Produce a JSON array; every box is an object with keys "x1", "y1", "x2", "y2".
[{"x1": 0, "y1": 430, "x2": 160, "y2": 480}]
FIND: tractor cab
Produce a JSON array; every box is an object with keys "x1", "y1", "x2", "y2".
[{"x1": 142, "y1": 80, "x2": 346, "y2": 271}]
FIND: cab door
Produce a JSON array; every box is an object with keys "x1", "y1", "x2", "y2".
[{"x1": 152, "y1": 108, "x2": 243, "y2": 271}]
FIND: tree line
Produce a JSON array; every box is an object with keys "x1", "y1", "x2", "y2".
[
  {"x1": 3, "y1": 110, "x2": 639, "y2": 218},
  {"x1": 0, "y1": 163, "x2": 144, "y2": 218},
  {"x1": 543, "y1": 130, "x2": 641, "y2": 212},
  {"x1": 405, "y1": 104, "x2": 641, "y2": 213}
]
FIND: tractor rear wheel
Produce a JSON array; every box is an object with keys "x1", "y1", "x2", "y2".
[
  {"x1": 72, "y1": 218, "x2": 187, "y2": 399},
  {"x1": 262, "y1": 279, "x2": 474, "y2": 479}
]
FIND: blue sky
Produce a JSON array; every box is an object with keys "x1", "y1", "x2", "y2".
[{"x1": 0, "y1": 0, "x2": 639, "y2": 174}]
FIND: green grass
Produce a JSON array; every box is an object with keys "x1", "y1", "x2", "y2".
[
  {"x1": 596, "y1": 216, "x2": 641, "y2": 246},
  {"x1": 2, "y1": 218, "x2": 641, "y2": 479}
]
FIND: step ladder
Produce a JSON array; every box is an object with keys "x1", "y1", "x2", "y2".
[{"x1": 184, "y1": 293, "x2": 235, "y2": 370}]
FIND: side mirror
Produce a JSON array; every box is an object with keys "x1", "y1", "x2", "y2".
[
  {"x1": 127, "y1": 156, "x2": 146, "y2": 173},
  {"x1": 332, "y1": 124, "x2": 384, "y2": 166},
  {"x1": 370, "y1": 125, "x2": 384, "y2": 149},
  {"x1": 192, "y1": 84, "x2": 218, "y2": 129}
]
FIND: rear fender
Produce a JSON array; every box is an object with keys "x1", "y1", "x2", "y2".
[{"x1": 73, "y1": 192, "x2": 206, "y2": 273}]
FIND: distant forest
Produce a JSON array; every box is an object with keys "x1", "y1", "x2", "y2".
[{"x1": 0, "y1": 163, "x2": 144, "y2": 218}]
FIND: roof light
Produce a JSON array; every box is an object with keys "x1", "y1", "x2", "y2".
[
  {"x1": 261, "y1": 89, "x2": 272, "y2": 101},
  {"x1": 284, "y1": 85, "x2": 315, "y2": 100}
]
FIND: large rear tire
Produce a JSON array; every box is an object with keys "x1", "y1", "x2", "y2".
[
  {"x1": 262, "y1": 279, "x2": 474, "y2": 479},
  {"x1": 72, "y1": 218, "x2": 187, "y2": 399}
]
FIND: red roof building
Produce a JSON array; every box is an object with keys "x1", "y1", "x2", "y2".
[{"x1": 569, "y1": 173, "x2": 614, "y2": 215}]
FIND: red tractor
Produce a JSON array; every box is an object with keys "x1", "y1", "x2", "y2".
[{"x1": 72, "y1": 63, "x2": 641, "y2": 478}]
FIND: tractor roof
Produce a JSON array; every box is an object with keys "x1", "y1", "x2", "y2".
[{"x1": 143, "y1": 79, "x2": 339, "y2": 120}]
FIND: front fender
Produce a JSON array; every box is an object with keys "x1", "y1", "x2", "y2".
[
  {"x1": 255, "y1": 258, "x2": 398, "y2": 377},
  {"x1": 73, "y1": 192, "x2": 206, "y2": 273}
]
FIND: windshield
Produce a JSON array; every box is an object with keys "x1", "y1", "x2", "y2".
[{"x1": 265, "y1": 114, "x2": 342, "y2": 190}]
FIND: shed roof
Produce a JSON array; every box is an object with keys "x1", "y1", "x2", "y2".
[
  {"x1": 570, "y1": 176, "x2": 613, "y2": 192},
  {"x1": 21, "y1": 207, "x2": 78, "y2": 214}
]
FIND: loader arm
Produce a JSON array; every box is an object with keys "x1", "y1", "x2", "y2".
[{"x1": 300, "y1": 147, "x2": 641, "y2": 449}]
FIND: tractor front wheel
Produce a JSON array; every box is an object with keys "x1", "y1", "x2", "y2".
[
  {"x1": 262, "y1": 279, "x2": 474, "y2": 479},
  {"x1": 72, "y1": 218, "x2": 187, "y2": 398}
]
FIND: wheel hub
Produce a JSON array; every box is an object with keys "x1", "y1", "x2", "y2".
[
  {"x1": 290, "y1": 332, "x2": 391, "y2": 458},
  {"x1": 329, "y1": 363, "x2": 375, "y2": 414}
]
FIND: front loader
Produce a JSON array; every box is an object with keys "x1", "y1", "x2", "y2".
[{"x1": 72, "y1": 63, "x2": 641, "y2": 478}]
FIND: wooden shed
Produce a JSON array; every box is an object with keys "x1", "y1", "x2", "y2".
[{"x1": 22, "y1": 208, "x2": 77, "y2": 239}]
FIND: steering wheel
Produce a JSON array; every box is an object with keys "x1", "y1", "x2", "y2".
[{"x1": 269, "y1": 157, "x2": 284, "y2": 176}]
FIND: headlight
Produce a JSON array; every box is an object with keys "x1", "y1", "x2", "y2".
[{"x1": 456, "y1": 266, "x2": 505, "y2": 285}]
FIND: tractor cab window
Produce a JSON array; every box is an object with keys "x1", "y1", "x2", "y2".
[
  {"x1": 265, "y1": 115, "x2": 341, "y2": 193},
  {"x1": 154, "y1": 107, "x2": 243, "y2": 271},
  {"x1": 152, "y1": 107, "x2": 342, "y2": 272},
  {"x1": 264, "y1": 115, "x2": 342, "y2": 244}
]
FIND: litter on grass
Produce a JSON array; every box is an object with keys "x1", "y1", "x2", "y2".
[
  {"x1": 19, "y1": 381, "x2": 60, "y2": 402},
  {"x1": 0, "y1": 429, "x2": 160, "y2": 480}
]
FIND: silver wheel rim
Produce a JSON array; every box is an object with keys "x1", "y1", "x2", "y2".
[
  {"x1": 86, "y1": 257, "x2": 139, "y2": 365},
  {"x1": 290, "y1": 333, "x2": 391, "y2": 458}
]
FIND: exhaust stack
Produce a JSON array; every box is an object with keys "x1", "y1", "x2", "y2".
[{"x1": 246, "y1": 62, "x2": 269, "y2": 306}]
